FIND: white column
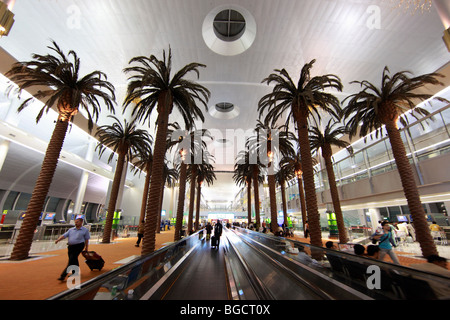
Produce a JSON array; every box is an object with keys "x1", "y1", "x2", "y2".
[
  {"x1": 0, "y1": 139, "x2": 10, "y2": 172},
  {"x1": 73, "y1": 139, "x2": 96, "y2": 215},
  {"x1": 115, "y1": 162, "x2": 128, "y2": 211}
]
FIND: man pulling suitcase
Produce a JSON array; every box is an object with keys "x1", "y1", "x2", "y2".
[{"x1": 55, "y1": 217, "x2": 91, "y2": 281}]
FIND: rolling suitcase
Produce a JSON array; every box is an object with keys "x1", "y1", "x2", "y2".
[
  {"x1": 211, "y1": 235, "x2": 219, "y2": 248},
  {"x1": 82, "y1": 251, "x2": 105, "y2": 271}
]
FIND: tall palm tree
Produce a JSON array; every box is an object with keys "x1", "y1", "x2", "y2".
[
  {"x1": 279, "y1": 150, "x2": 318, "y2": 236},
  {"x1": 6, "y1": 41, "x2": 116, "y2": 260},
  {"x1": 258, "y1": 59, "x2": 343, "y2": 247},
  {"x1": 309, "y1": 119, "x2": 351, "y2": 244},
  {"x1": 156, "y1": 161, "x2": 179, "y2": 233},
  {"x1": 187, "y1": 151, "x2": 214, "y2": 232},
  {"x1": 247, "y1": 121, "x2": 295, "y2": 233},
  {"x1": 342, "y1": 66, "x2": 447, "y2": 257},
  {"x1": 275, "y1": 162, "x2": 296, "y2": 227},
  {"x1": 130, "y1": 138, "x2": 153, "y2": 226},
  {"x1": 95, "y1": 115, "x2": 152, "y2": 243},
  {"x1": 123, "y1": 47, "x2": 210, "y2": 255},
  {"x1": 234, "y1": 151, "x2": 253, "y2": 225},
  {"x1": 194, "y1": 161, "x2": 216, "y2": 230},
  {"x1": 168, "y1": 126, "x2": 211, "y2": 241}
]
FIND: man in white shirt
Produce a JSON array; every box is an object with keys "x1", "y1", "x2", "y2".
[{"x1": 55, "y1": 218, "x2": 90, "y2": 281}]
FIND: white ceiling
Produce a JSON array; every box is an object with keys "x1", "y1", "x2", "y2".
[{"x1": 1, "y1": 0, "x2": 449, "y2": 205}]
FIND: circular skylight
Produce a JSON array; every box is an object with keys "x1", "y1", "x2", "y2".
[
  {"x1": 213, "y1": 9, "x2": 246, "y2": 42},
  {"x1": 202, "y1": 5, "x2": 256, "y2": 56},
  {"x1": 209, "y1": 101, "x2": 240, "y2": 119},
  {"x1": 215, "y1": 102, "x2": 235, "y2": 112}
]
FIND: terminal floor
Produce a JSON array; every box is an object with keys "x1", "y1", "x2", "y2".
[
  {"x1": 0, "y1": 229, "x2": 445, "y2": 300},
  {"x1": 0, "y1": 230, "x2": 176, "y2": 300}
]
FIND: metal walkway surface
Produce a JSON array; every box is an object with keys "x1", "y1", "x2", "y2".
[{"x1": 159, "y1": 237, "x2": 229, "y2": 300}]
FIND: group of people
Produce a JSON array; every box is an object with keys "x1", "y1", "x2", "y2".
[{"x1": 324, "y1": 220, "x2": 450, "y2": 278}]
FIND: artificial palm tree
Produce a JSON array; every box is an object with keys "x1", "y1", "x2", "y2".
[
  {"x1": 6, "y1": 41, "x2": 116, "y2": 260},
  {"x1": 168, "y1": 126, "x2": 211, "y2": 241},
  {"x1": 309, "y1": 119, "x2": 351, "y2": 244},
  {"x1": 275, "y1": 162, "x2": 296, "y2": 227},
  {"x1": 234, "y1": 151, "x2": 254, "y2": 225},
  {"x1": 194, "y1": 162, "x2": 216, "y2": 230},
  {"x1": 258, "y1": 59, "x2": 343, "y2": 247},
  {"x1": 123, "y1": 47, "x2": 210, "y2": 255},
  {"x1": 247, "y1": 121, "x2": 295, "y2": 233},
  {"x1": 342, "y1": 66, "x2": 447, "y2": 257},
  {"x1": 187, "y1": 151, "x2": 214, "y2": 232},
  {"x1": 130, "y1": 139, "x2": 153, "y2": 226},
  {"x1": 156, "y1": 161, "x2": 178, "y2": 233},
  {"x1": 279, "y1": 150, "x2": 318, "y2": 236},
  {"x1": 95, "y1": 115, "x2": 152, "y2": 243}
]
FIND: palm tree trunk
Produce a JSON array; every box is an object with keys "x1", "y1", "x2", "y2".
[
  {"x1": 102, "y1": 152, "x2": 126, "y2": 243},
  {"x1": 138, "y1": 162, "x2": 152, "y2": 224},
  {"x1": 187, "y1": 166, "x2": 197, "y2": 233},
  {"x1": 323, "y1": 148, "x2": 348, "y2": 244},
  {"x1": 156, "y1": 183, "x2": 164, "y2": 234},
  {"x1": 253, "y1": 167, "x2": 261, "y2": 229},
  {"x1": 385, "y1": 121, "x2": 438, "y2": 257},
  {"x1": 174, "y1": 162, "x2": 187, "y2": 241},
  {"x1": 297, "y1": 175, "x2": 307, "y2": 236},
  {"x1": 295, "y1": 112, "x2": 322, "y2": 247},
  {"x1": 10, "y1": 119, "x2": 69, "y2": 260},
  {"x1": 280, "y1": 180, "x2": 288, "y2": 226},
  {"x1": 268, "y1": 171, "x2": 278, "y2": 233},
  {"x1": 195, "y1": 181, "x2": 201, "y2": 230},
  {"x1": 247, "y1": 179, "x2": 252, "y2": 226},
  {"x1": 142, "y1": 106, "x2": 171, "y2": 255}
]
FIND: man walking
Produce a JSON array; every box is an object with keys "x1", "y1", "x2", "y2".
[{"x1": 55, "y1": 217, "x2": 90, "y2": 281}]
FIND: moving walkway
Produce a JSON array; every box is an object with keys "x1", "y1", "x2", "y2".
[{"x1": 48, "y1": 227, "x2": 450, "y2": 300}]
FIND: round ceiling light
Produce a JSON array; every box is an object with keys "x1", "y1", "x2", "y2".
[{"x1": 202, "y1": 5, "x2": 256, "y2": 56}]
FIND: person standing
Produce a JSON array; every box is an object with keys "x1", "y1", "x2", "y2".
[
  {"x1": 55, "y1": 218, "x2": 90, "y2": 281},
  {"x1": 213, "y1": 220, "x2": 223, "y2": 247},
  {"x1": 135, "y1": 220, "x2": 145, "y2": 247},
  {"x1": 372, "y1": 221, "x2": 400, "y2": 265}
]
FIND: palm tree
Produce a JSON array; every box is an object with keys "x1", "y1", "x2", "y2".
[
  {"x1": 258, "y1": 59, "x2": 343, "y2": 247},
  {"x1": 168, "y1": 126, "x2": 211, "y2": 241},
  {"x1": 280, "y1": 149, "x2": 318, "y2": 236},
  {"x1": 194, "y1": 161, "x2": 216, "y2": 230},
  {"x1": 309, "y1": 119, "x2": 351, "y2": 244},
  {"x1": 247, "y1": 121, "x2": 295, "y2": 234},
  {"x1": 123, "y1": 47, "x2": 210, "y2": 255},
  {"x1": 187, "y1": 151, "x2": 214, "y2": 232},
  {"x1": 156, "y1": 161, "x2": 179, "y2": 233},
  {"x1": 234, "y1": 151, "x2": 253, "y2": 225},
  {"x1": 275, "y1": 162, "x2": 296, "y2": 227},
  {"x1": 95, "y1": 115, "x2": 152, "y2": 243},
  {"x1": 6, "y1": 41, "x2": 116, "y2": 260},
  {"x1": 130, "y1": 139, "x2": 153, "y2": 226},
  {"x1": 342, "y1": 66, "x2": 448, "y2": 257}
]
